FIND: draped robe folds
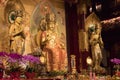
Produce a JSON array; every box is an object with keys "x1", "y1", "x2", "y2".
[
  {"x1": 9, "y1": 22, "x2": 24, "y2": 54},
  {"x1": 23, "y1": 26, "x2": 32, "y2": 55},
  {"x1": 90, "y1": 33, "x2": 103, "y2": 69},
  {"x1": 41, "y1": 31, "x2": 68, "y2": 72}
]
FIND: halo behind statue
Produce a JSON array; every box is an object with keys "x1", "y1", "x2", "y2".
[
  {"x1": 8, "y1": 11, "x2": 17, "y2": 24},
  {"x1": 4, "y1": 0, "x2": 25, "y2": 25},
  {"x1": 8, "y1": 10, "x2": 23, "y2": 24},
  {"x1": 30, "y1": 0, "x2": 56, "y2": 36}
]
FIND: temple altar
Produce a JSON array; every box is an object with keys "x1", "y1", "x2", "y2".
[{"x1": 0, "y1": 0, "x2": 120, "y2": 79}]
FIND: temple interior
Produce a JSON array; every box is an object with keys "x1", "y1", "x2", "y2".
[{"x1": 0, "y1": 0, "x2": 120, "y2": 80}]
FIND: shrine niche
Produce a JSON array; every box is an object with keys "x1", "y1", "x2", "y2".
[
  {"x1": 0, "y1": 0, "x2": 68, "y2": 75},
  {"x1": 30, "y1": 0, "x2": 68, "y2": 72},
  {"x1": 85, "y1": 12, "x2": 105, "y2": 73}
]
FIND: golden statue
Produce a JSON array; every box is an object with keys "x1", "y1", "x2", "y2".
[
  {"x1": 38, "y1": 13, "x2": 68, "y2": 72},
  {"x1": 9, "y1": 15, "x2": 24, "y2": 54},
  {"x1": 89, "y1": 24, "x2": 104, "y2": 72}
]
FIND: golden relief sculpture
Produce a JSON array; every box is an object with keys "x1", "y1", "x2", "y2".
[
  {"x1": 9, "y1": 13, "x2": 24, "y2": 54},
  {"x1": 4, "y1": 0, "x2": 25, "y2": 54},
  {"x1": 4, "y1": 0, "x2": 34, "y2": 55}
]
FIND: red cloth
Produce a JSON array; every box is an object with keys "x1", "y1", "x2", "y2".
[
  {"x1": 25, "y1": 72, "x2": 35, "y2": 79},
  {"x1": 10, "y1": 72, "x2": 20, "y2": 80},
  {"x1": 116, "y1": 71, "x2": 120, "y2": 77}
]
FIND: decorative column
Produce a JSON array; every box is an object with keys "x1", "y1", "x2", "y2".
[{"x1": 71, "y1": 55, "x2": 76, "y2": 74}]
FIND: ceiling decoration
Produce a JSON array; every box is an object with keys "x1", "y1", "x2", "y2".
[{"x1": 101, "y1": 16, "x2": 120, "y2": 31}]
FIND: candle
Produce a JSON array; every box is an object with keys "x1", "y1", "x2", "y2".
[
  {"x1": 93, "y1": 72, "x2": 96, "y2": 80},
  {"x1": 89, "y1": 72, "x2": 93, "y2": 80}
]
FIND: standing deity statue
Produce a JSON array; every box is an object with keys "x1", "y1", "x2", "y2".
[
  {"x1": 9, "y1": 13, "x2": 24, "y2": 54},
  {"x1": 89, "y1": 24, "x2": 104, "y2": 72}
]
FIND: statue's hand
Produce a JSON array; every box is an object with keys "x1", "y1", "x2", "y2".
[{"x1": 101, "y1": 44, "x2": 104, "y2": 49}]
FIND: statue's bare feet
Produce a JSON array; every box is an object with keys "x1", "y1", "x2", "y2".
[{"x1": 93, "y1": 65, "x2": 106, "y2": 74}]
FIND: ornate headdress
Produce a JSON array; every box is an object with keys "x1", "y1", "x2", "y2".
[{"x1": 46, "y1": 12, "x2": 56, "y2": 23}]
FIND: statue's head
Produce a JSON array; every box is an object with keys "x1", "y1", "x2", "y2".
[
  {"x1": 48, "y1": 21, "x2": 55, "y2": 31},
  {"x1": 45, "y1": 12, "x2": 56, "y2": 31},
  {"x1": 95, "y1": 24, "x2": 101, "y2": 34}
]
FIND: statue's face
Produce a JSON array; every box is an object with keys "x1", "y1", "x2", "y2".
[
  {"x1": 96, "y1": 28, "x2": 101, "y2": 34},
  {"x1": 15, "y1": 17, "x2": 22, "y2": 24},
  {"x1": 48, "y1": 22, "x2": 55, "y2": 30}
]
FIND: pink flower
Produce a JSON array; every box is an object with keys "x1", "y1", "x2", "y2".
[
  {"x1": 110, "y1": 58, "x2": 120, "y2": 64},
  {"x1": 22, "y1": 55, "x2": 40, "y2": 64}
]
